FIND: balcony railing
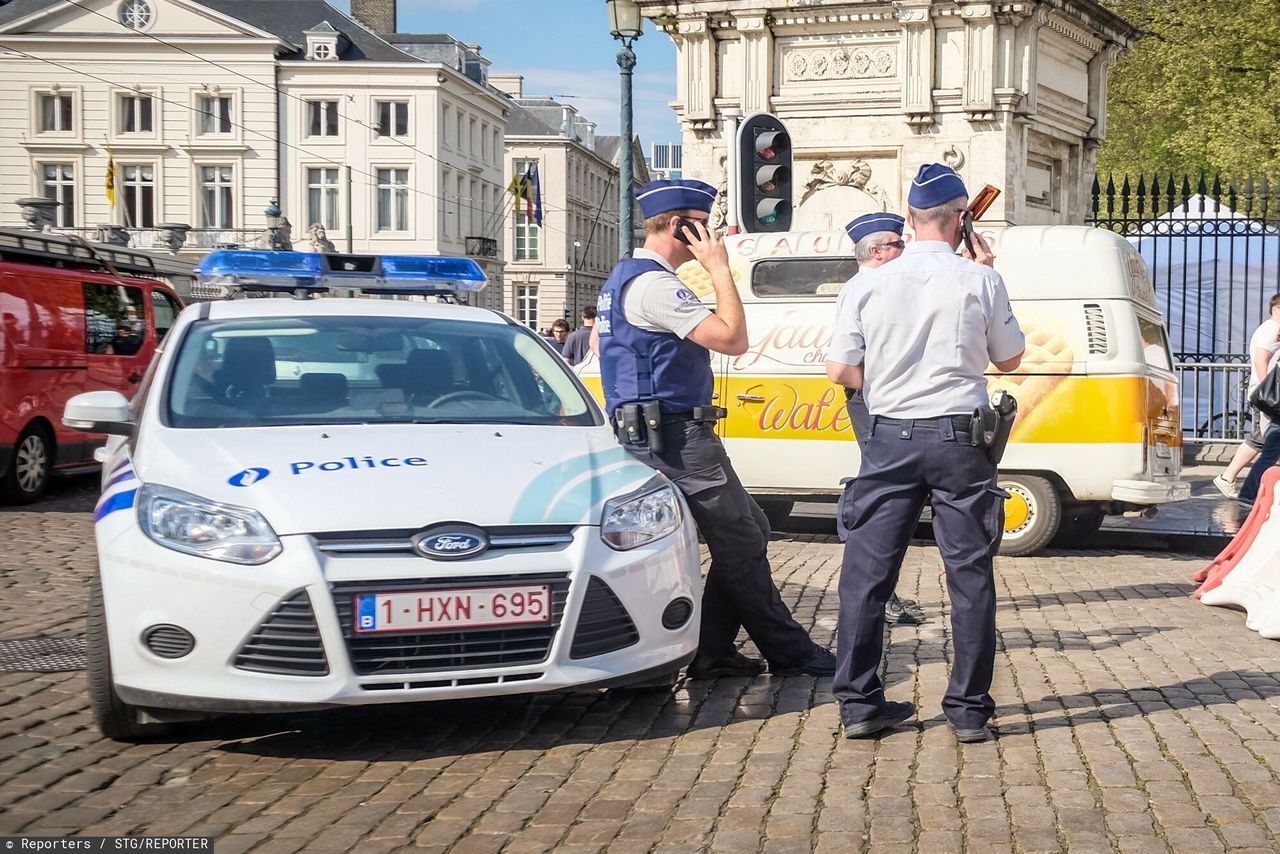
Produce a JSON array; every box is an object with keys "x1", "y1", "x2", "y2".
[{"x1": 54, "y1": 226, "x2": 269, "y2": 253}]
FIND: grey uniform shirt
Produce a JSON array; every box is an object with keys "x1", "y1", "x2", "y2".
[
  {"x1": 623, "y1": 248, "x2": 712, "y2": 337},
  {"x1": 840, "y1": 240, "x2": 1025, "y2": 419}
]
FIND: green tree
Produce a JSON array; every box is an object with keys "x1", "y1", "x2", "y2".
[{"x1": 1097, "y1": 0, "x2": 1280, "y2": 178}]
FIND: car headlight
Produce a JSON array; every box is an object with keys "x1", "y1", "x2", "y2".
[
  {"x1": 138, "y1": 484, "x2": 282, "y2": 565},
  {"x1": 601, "y1": 477, "x2": 683, "y2": 550}
]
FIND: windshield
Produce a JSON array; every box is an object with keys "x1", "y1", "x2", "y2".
[
  {"x1": 751, "y1": 257, "x2": 860, "y2": 297},
  {"x1": 165, "y1": 315, "x2": 599, "y2": 428}
]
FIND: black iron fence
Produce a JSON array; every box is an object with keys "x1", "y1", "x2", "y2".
[{"x1": 1088, "y1": 174, "x2": 1280, "y2": 441}]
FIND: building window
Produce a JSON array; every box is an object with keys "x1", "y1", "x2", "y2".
[
  {"x1": 41, "y1": 163, "x2": 75, "y2": 227},
  {"x1": 38, "y1": 93, "x2": 73, "y2": 133},
  {"x1": 311, "y1": 42, "x2": 334, "y2": 60},
  {"x1": 440, "y1": 168, "x2": 451, "y2": 236},
  {"x1": 375, "y1": 168, "x2": 409, "y2": 232},
  {"x1": 375, "y1": 101, "x2": 408, "y2": 137},
  {"x1": 455, "y1": 110, "x2": 464, "y2": 150},
  {"x1": 307, "y1": 100, "x2": 339, "y2": 137},
  {"x1": 118, "y1": 0, "x2": 152, "y2": 30},
  {"x1": 307, "y1": 167, "x2": 339, "y2": 229},
  {"x1": 197, "y1": 94, "x2": 232, "y2": 135},
  {"x1": 198, "y1": 165, "x2": 233, "y2": 228},
  {"x1": 481, "y1": 122, "x2": 490, "y2": 162},
  {"x1": 121, "y1": 164, "x2": 155, "y2": 227},
  {"x1": 516, "y1": 285, "x2": 538, "y2": 328},
  {"x1": 455, "y1": 173, "x2": 464, "y2": 237},
  {"x1": 120, "y1": 94, "x2": 153, "y2": 133}
]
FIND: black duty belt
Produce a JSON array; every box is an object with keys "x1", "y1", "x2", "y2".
[{"x1": 873, "y1": 415, "x2": 972, "y2": 433}]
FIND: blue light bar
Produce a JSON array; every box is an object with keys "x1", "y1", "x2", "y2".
[
  {"x1": 380, "y1": 255, "x2": 487, "y2": 293},
  {"x1": 196, "y1": 250, "x2": 325, "y2": 292},
  {"x1": 195, "y1": 250, "x2": 488, "y2": 295}
]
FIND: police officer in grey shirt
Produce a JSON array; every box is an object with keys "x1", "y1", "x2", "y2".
[
  {"x1": 592, "y1": 178, "x2": 837, "y2": 680},
  {"x1": 828, "y1": 164, "x2": 1025, "y2": 741}
]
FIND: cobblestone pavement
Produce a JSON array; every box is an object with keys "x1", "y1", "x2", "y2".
[{"x1": 3, "y1": 477, "x2": 1280, "y2": 853}]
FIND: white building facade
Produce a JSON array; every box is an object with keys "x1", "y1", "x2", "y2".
[
  {"x1": 0, "y1": 0, "x2": 507, "y2": 305},
  {"x1": 637, "y1": 0, "x2": 1138, "y2": 229}
]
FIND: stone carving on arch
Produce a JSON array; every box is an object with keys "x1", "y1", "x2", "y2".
[{"x1": 797, "y1": 159, "x2": 891, "y2": 210}]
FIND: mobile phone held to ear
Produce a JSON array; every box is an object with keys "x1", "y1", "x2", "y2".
[
  {"x1": 961, "y1": 210, "x2": 977, "y2": 257},
  {"x1": 673, "y1": 217, "x2": 694, "y2": 245}
]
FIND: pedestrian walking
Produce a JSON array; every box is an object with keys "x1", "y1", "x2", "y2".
[
  {"x1": 1215, "y1": 294, "x2": 1280, "y2": 498},
  {"x1": 563, "y1": 305, "x2": 596, "y2": 365},
  {"x1": 829, "y1": 164, "x2": 1025, "y2": 741},
  {"x1": 592, "y1": 178, "x2": 837, "y2": 679}
]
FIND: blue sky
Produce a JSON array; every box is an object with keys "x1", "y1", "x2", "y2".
[{"x1": 332, "y1": 0, "x2": 682, "y2": 148}]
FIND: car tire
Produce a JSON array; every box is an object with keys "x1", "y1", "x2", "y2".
[
  {"x1": 1, "y1": 423, "x2": 52, "y2": 505},
  {"x1": 86, "y1": 575, "x2": 174, "y2": 742},
  {"x1": 1050, "y1": 504, "x2": 1105, "y2": 548},
  {"x1": 997, "y1": 474, "x2": 1062, "y2": 557},
  {"x1": 758, "y1": 499, "x2": 794, "y2": 530}
]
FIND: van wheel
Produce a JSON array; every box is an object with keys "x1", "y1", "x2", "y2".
[
  {"x1": 758, "y1": 500, "x2": 794, "y2": 530},
  {"x1": 86, "y1": 575, "x2": 174, "y2": 742},
  {"x1": 997, "y1": 475, "x2": 1061, "y2": 557},
  {"x1": 1051, "y1": 504, "x2": 1105, "y2": 548},
  {"x1": 1, "y1": 423, "x2": 52, "y2": 504}
]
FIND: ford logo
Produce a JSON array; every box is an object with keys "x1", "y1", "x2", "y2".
[{"x1": 412, "y1": 525, "x2": 488, "y2": 560}]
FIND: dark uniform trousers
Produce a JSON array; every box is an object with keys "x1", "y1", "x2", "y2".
[
  {"x1": 833, "y1": 414, "x2": 1005, "y2": 730},
  {"x1": 622, "y1": 419, "x2": 815, "y2": 667}
]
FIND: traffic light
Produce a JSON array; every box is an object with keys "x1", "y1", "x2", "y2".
[{"x1": 737, "y1": 113, "x2": 793, "y2": 233}]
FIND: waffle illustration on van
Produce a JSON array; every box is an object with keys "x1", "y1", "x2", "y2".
[
  {"x1": 675, "y1": 259, "x2": 744, "y2": 300},
  {"x1": 987, "y1": 326, "x2": 1074, "y2": 440}
]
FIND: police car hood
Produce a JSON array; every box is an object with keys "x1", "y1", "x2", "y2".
[{"x1": 134, "y1": 424, "x2": 660, "y2": 535}]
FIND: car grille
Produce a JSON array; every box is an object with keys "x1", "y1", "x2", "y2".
[
  {"x1": 330, "y1": 573, "x2": 571, "y2": 676},
  {"x1": 569, "y1": 577, "x2": 640, "y2": 660},
  {"x1": 234, "y1": 589, "x2": 330, "y2": 676},
  {"x1": 313, "y1": 525, "x2": 576, "y2": 557}
]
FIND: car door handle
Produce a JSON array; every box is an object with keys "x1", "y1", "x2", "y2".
[
  {"x1": 127, "y1": 372, "x2": 143, "y2": 383},
  {"x1": 736, "y1": 394, "x2": 766, "y2": 403}
]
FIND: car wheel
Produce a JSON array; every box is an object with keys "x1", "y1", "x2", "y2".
[
  {"x1": 1050, "y1": 504, "x2": 1105, "y2": 548},
  {"x1": 1, "y1": 423, "x2": 52, "y2": 505},
  {"x1": 758, "y1": 499, "x2": 794, "y2": 530},
  {"x1": 997, "y1": 474, "x2": 1062, "y2": 557},
  {"x1": 86, "y1": 575, "x2": 174, "y2": 742}
]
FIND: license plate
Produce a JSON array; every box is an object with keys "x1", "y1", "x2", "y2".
[{"x1": 354, "y1": 584, "x2": 551, "y2": 633}]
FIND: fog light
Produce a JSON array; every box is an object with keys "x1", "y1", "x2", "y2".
[
  {"x1": 661, "y1": 597, "x2": 693, "y2": 630},
  {"x1": 142, "y1": 624, "x2": 195, "y2": 659}
]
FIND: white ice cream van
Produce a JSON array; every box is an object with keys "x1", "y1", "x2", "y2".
[
  {"x1": 64, "y1": 251, "x2": 701, "y2": 740},
  {"x1": 578, "y1": 225, "x2": 1190, "y2": 556}
]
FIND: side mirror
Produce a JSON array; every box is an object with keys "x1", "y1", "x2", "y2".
[{"x1": 64, "y1": 391, "x2": 135, "y2": 437}]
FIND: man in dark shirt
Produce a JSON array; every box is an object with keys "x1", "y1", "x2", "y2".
[{"x1": 563, "y1": 305, "x2": 596, "y2": 365}]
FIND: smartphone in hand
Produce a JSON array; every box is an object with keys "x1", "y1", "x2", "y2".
[{"x1": 961, "y1": 210, "x2": 977, "y2": 257}]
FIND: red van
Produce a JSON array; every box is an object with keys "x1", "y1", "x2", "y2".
[{"x1": 0, "y1": 229, "x2": 185, "y2": 503}]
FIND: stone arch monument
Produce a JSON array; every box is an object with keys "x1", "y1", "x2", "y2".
[{"x1": 640, "y1": 0, "x2": 1137, "y2": 228}]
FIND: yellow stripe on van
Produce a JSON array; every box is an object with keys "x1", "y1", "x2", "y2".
[{"x1": 581, "y1": 373, "x2": 1179, "y2": 446}]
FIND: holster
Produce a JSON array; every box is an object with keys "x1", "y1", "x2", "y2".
[
  {"x1": 969, "y1": 392, "x2": 1018, "y2": 464},
  {"x1": 614, "y1": 401, "x2": 665, "y2": 453}
]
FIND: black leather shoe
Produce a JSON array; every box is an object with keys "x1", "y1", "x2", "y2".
[
  {"x1": 886, "y1": 594, "x2": 926, "y2": 625},
  {"x1": 949, "y1": 721, "x2": 993, "y2": 743},
  {"x1": 686, "y1": 651, "x2": 766, "y2": 679},
  {"x1": 841, "y1": 701, "x2": 916, "y2": 738},
  {"x1": 770, "y1": 645, "x2": 837, "y2": 676}
]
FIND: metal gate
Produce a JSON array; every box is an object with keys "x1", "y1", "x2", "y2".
[{"x1": 1088, "y1": 174, "x2": 1280, "y2": 442}]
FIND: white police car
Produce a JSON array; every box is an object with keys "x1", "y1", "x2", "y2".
[{"x1": 63, "y1": 251, "x2": 700, "y2": 740}]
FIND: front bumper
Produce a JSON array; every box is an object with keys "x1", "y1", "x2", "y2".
[
  {"x1": 1111, "y1": 479, "x2": 1191, "y2": 505},
  {"x1": 98, "y1": 521, "x2": 702, "y2": 713}
]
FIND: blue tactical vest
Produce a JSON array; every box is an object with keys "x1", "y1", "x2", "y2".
[{"x1": 597, "y1": 256, "x2": 715, "y2": 418}]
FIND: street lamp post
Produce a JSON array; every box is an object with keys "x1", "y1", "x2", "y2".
[
  {"x1": 264, "y1": 198, "x2": 282, "y2": 251},
  {"x1": 570, "y1": 239, "x2": 582, "y2": 319},
  {"x1": 607, "y1": 0, "x2": 642, "y2": 262}
]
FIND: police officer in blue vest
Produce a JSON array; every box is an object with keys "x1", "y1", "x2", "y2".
[
  {"x1": 591, "y1": 178, "x2": 837, "y2": 679},
  {"x1": 828, "y1": 164, "x2": 1025, "y2": 741}
]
